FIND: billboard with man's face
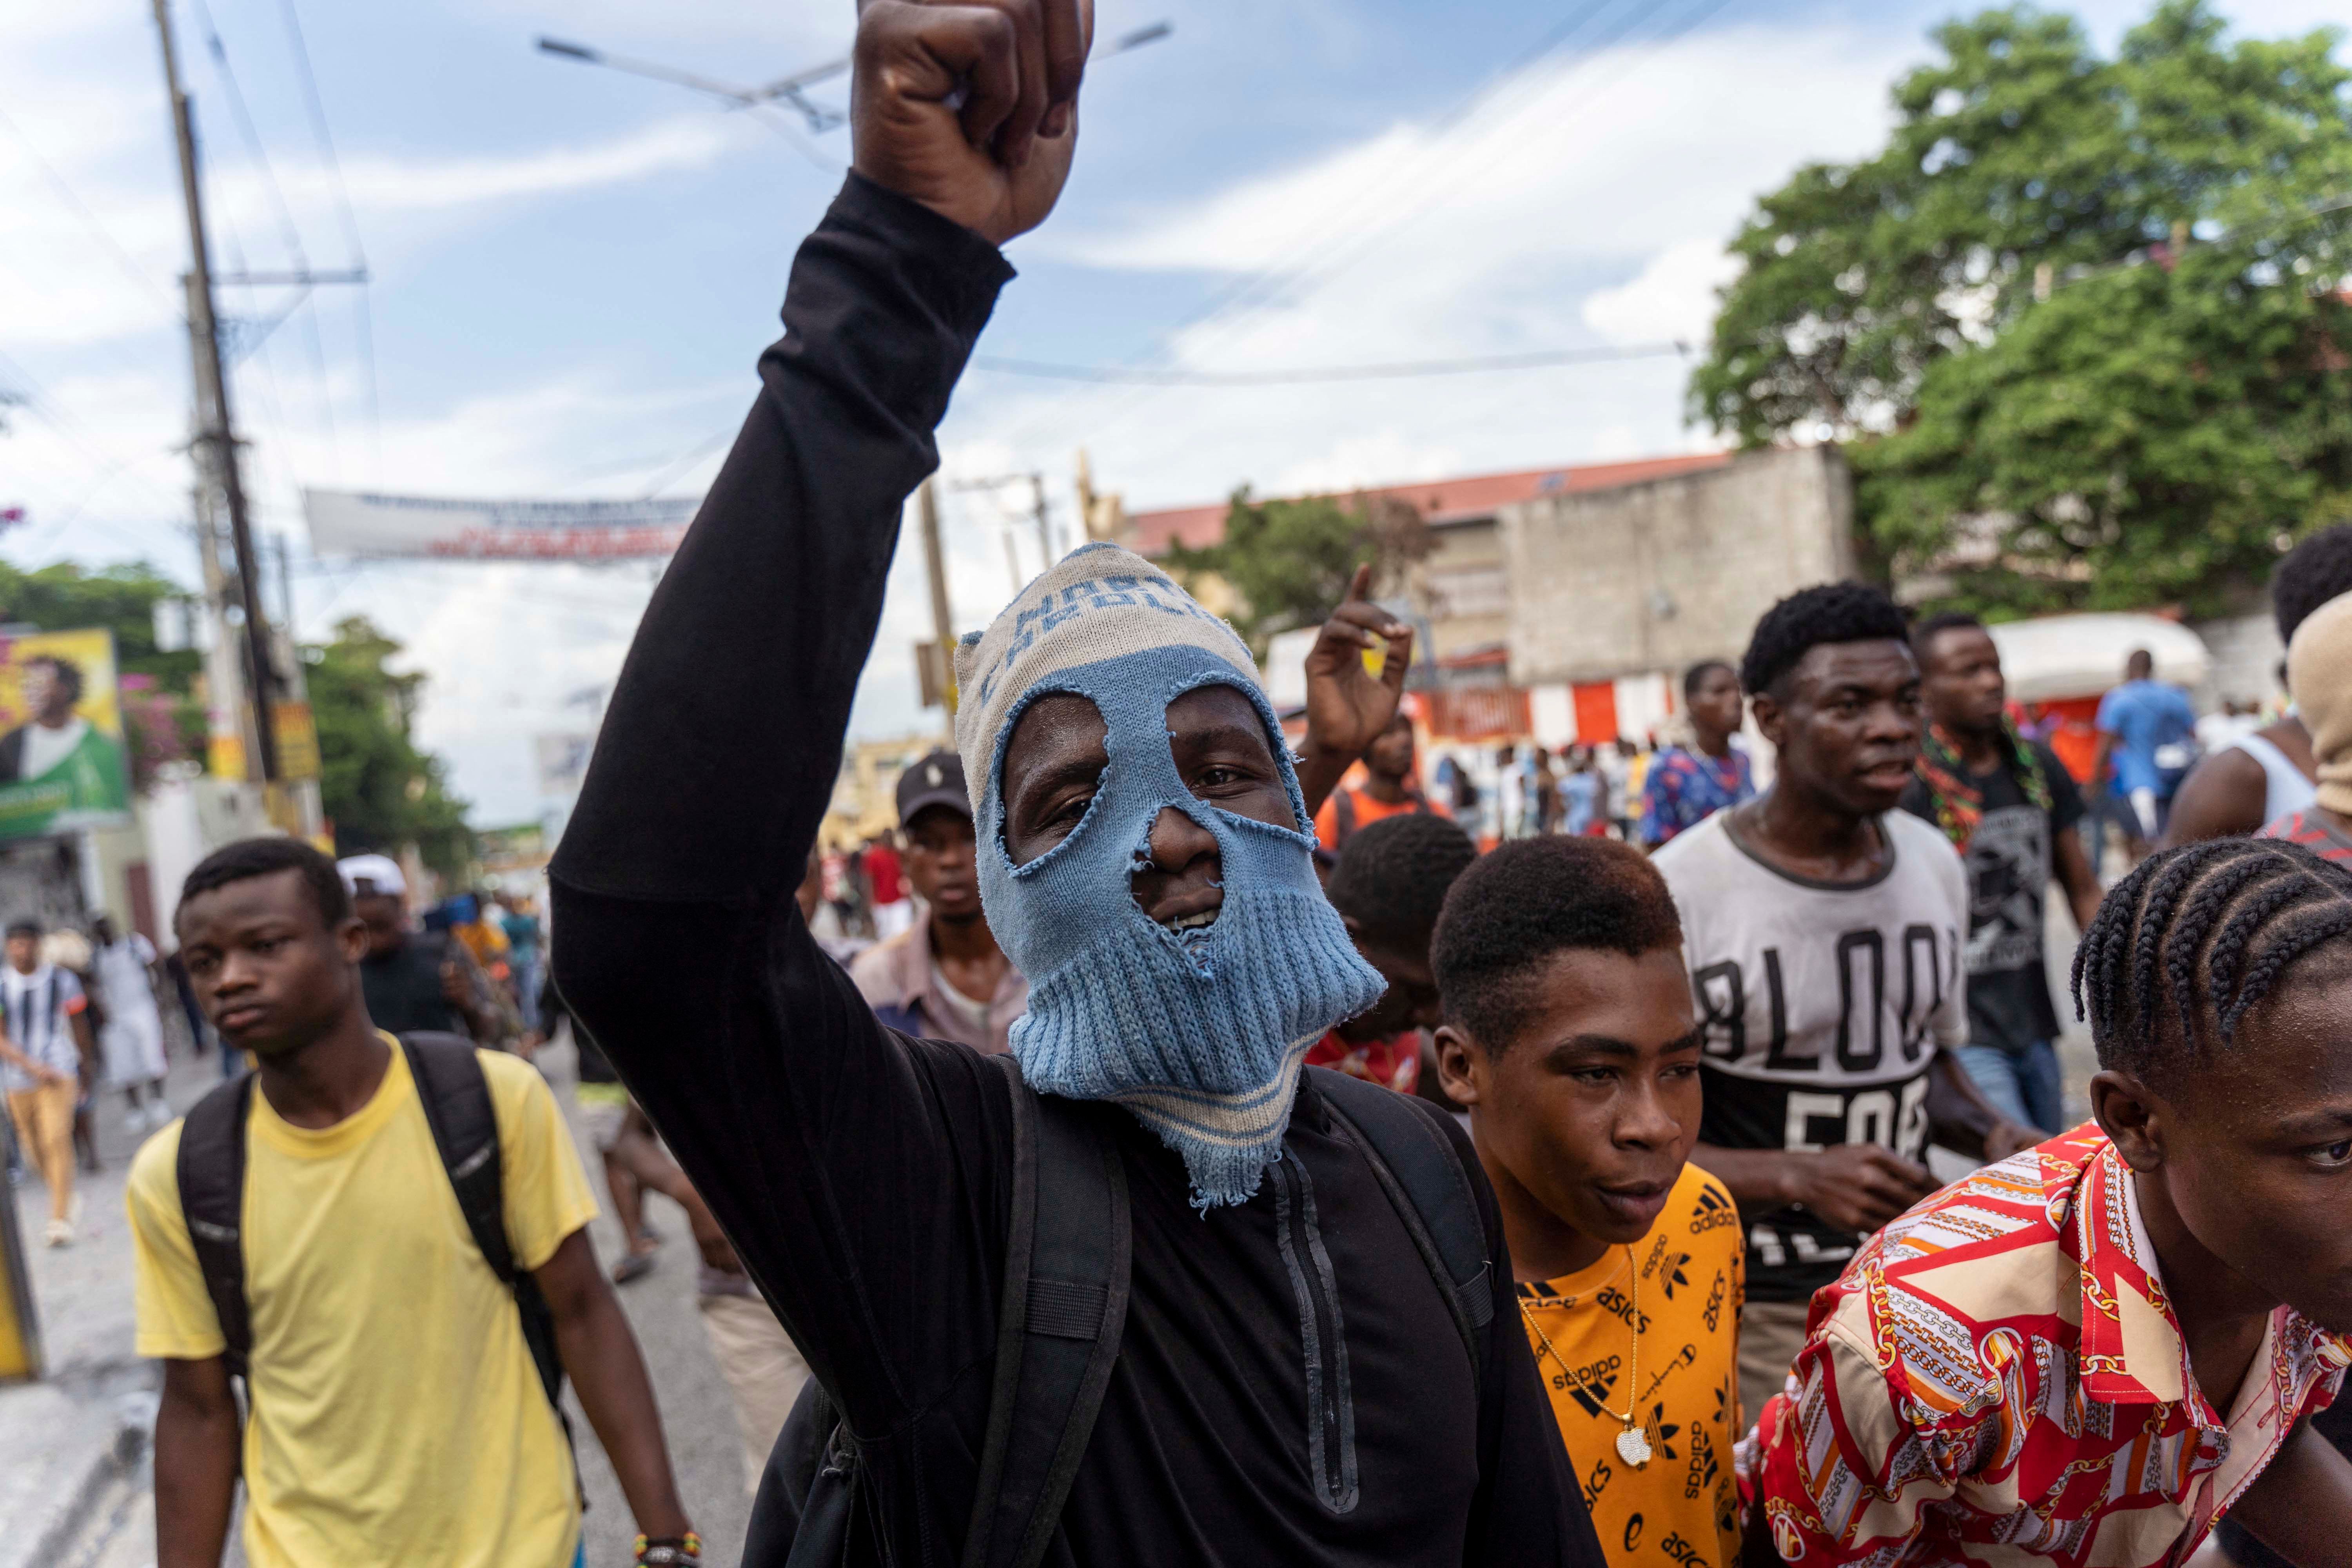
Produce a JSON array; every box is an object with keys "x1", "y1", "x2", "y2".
[{"x1": 0, "y1": 629, "x2": 132, "y2": 840}]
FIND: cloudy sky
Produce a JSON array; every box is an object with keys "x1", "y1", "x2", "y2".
[{"x1": 5, "y1": 0, "x2": 2342, "y2": 824}]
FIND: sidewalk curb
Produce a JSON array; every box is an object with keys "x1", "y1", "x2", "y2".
[{"x1": 0, "y1": 1365, "x2": 156, "y2": 1568}]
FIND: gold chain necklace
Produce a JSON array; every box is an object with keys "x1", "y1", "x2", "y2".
[{"x1": 1524, "y1": 1245, "x2": 1651, "y2": 1467}]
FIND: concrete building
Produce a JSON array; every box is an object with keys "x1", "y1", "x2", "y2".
[
  {"x1": 1502, "y1": 445, "x2": 1856, "y2": 718},
  {"x1": 1121, "y1": 444, "x2": 1855, "y2": 752}
]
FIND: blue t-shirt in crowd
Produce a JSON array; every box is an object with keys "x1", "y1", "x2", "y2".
[
  {"x1": 2095, "y1": 680, "x2": 2198, "y2": 796},
  {"x1": 1560, "y1": 770, "x2": 1600, "y2": 836}
]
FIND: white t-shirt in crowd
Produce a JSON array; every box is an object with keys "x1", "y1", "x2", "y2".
[
  {"x1": 95, "y1": 933, "x2": 161, "y2": 1024},
  {"x1": 1653, "y1": 807, "x2": 1969, "y2": 1304}
]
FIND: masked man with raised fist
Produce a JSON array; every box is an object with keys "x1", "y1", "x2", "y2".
[{"x1": 550, "y1": 3, "x2": 1603, "y2": 1564}]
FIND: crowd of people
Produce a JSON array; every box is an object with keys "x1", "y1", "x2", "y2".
[
  {"x1": 5, "y1": 7, "x2": 2348, "y2": 1565},
  {"x1": 1348, "y1": 667, "x2": 1760, "y2": 853}
]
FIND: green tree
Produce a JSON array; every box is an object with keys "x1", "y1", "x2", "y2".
[
  {"x1": 1691, "y1": 1, "x2": 2352, "y2": 612},
  {"x1": 0, "y1": 559, "x2": 200, "y2": 691},
  {"x1": 1862, "y1": 246, "x2": 2352, "y2": 615},
  {"x1": 306, "y1": 616, "x2": 474, "y2": 878},
  {"x1": 1164, "y1": 489, "x2": 1430, "y2": 658}
]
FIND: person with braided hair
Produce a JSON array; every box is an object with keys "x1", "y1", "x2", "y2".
[
  {"x1": 1899, "y1": 612, "x2": 2103, "y2": 1136},
  {"x1": 1742, "y1": 836, "x2": 2352, "y2": 1566}
]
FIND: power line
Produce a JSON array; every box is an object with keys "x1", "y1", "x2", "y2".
[
  {"x1": 969, "y1": 341, "x2": 1688, "y2": 385},
  {"x1": 1018, "y1": 0, "x2": 1744, "y2": 466},
  {"x1": 274, "y1": 0, "x2": 364, "y2": 263},
  {"x1": 188, "y1": 0, "x2": 347, "y2": 480},
  {"x1": 612, "y1": 338, "x2": 1691, "y2": 489},
  {"x1": 746, "y1": 104, "x2": 844, "y2": 174},
  {"x1": 0, "y1": 343, "x2": 187, "y2": 517},
  {"x1": 276, "y1": 0, "x2": 380, "y2": 480},
  {"x1": 637, "y1": 429, "x2": 733, "y2": 497},
  {"x1": 1160, "y1": 0, "x2": 1631, "y2": 350},
  {"x1": 188, "y1": 0, "x2": 310, "y2": 272},
  {"x1": 990, "y1": 0, "x2": 1659, "y2": 453},
  {"x1": 0, "y1": 104, "x2": 181, "y2": 318},
  {"x1": 1260, "y1": 0, "x2": 1736, "y2": 325}
]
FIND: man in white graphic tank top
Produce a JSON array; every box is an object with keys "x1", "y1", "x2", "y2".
[{"x1": 1653, "y1": 583, "x2": 2040, "y2": 1428}]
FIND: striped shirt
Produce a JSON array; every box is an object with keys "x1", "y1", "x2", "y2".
[{"x1": 1, "y1": 962, "x2": 87, "y2": 1090}]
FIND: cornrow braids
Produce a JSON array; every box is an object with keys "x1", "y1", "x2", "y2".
[{"x1": 2071, "y1": 838, "x2": 2352, "y2": 1078}]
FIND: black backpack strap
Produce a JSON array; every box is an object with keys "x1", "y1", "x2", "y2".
[
  {"x1": 400, "y1": 1033, "x2": 566, "y2": 1410},
  {"x1": 963, "y1": 1053, "x2": 1132, "y2": 1568},
  {"x1": 176, "y1": 1069, "x2": 260, "y2": 1381},
  {"x1": 1310, "y1": 1067, "x2": 1493, "y2": 1381},
  {"x1": 758, "y1": 1379, "x2": 853, "y2": 1568}
]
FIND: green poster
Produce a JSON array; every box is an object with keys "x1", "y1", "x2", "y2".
[{"x1": 0, "y1": 628, "x2": 133, "y2": 840}]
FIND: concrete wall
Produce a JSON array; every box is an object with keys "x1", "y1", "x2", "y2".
[
  {"x1": 2193, "y1": 611, "x2": 2284, "y2": 712},
  {"x1": 1501, "y1": 446, "x2": 1855, "y2": 687},
  {"x1": 1414, "y1": 519, "x2": 1511, "y2": 660}
]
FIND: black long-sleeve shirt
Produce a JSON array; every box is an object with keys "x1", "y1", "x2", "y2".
[{"x1": 550, "y1": 174, "x2": 1603, "y2": 1568}]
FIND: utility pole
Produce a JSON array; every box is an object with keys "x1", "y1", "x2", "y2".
[
  {"x1": 190, "y1": 482, "x2": 259, "y2": 784},
  {"x1": 1027, "y1": 473, "x2": 1054, "y2": 569},
  {"x1": 951, "y1": 470, "x2": 1056, "y2": 585},
  {"x1": 153, "y1": 0, "x2": 278, "y2": 784},
  {"x1": 916, "y1": 477, "x2": 957, "y2": 721}
]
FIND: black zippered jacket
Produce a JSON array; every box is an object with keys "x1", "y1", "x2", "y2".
[{"x1": 550, "y1": 173, "x2": 1604, "y2": 1568}]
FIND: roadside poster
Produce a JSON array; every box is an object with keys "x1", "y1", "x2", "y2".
[{"x1": 0, "y1": 629, "x2": 132, "y2": 840}]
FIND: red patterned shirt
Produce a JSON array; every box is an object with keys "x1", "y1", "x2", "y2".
[
  {"x1": 1303, "y1": 1027, "x2": 1421, "y2": 1094},
  {"x1": 2258, "y1": 808, "x2": 2352, "y2": 865},
  {"x1": 1742, "y1": 1125, "x2": 2352, "y2": 1566}
]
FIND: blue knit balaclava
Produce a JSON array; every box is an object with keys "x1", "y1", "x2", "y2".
[{"x1": 953, "y1": 544, "x2": 1385, "y2": 1207}]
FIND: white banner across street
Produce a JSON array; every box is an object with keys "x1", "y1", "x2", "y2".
[{"x1": 303, "y1": 488, "x2": 701, "y2": 561}]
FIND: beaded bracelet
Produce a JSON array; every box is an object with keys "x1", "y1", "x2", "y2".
[{"x1": 633, "y1": 1531, "x2": 702, "y2": 1566}]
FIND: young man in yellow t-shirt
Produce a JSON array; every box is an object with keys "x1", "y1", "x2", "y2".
[
  {"x1": 1434, "y1": 836, "x2": 1744, "y2": 1568},
  {"x1": 126, "y1": 837, "x2": 700, "y2": 1568}
]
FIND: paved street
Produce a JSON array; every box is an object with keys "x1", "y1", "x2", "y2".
[
  {"x1": 0, "y1": 887, "x2": 2110, "y2": 1567},
  {"x1": 5, "y1": 1031, "x2": 757, "y2": 1568}
]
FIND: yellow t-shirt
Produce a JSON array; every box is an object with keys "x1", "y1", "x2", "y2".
[
  {"x1": 1518, "y1": 1163, "x2": 1744, "y2": 1568},
  {"x1": 127, "y1": 1041, "x2": 599, "y2": 1568}
]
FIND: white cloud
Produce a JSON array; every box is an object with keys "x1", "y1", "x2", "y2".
[
  {"x1": 1582, "y1": 237, "x2": 1742, "y2": 347},
  {"x1": 1265, "y1": 431, "x2": 1464, "y2": 497},
  {"x1": 327, "y1": 116, "x2": 740, "y2": 214},
  {"x1": 957, "y1": 21, "x2": 1911, "y2": 521},
  {"x1": 24, "y1": 0, "x2": 2339, "y2": 822}
]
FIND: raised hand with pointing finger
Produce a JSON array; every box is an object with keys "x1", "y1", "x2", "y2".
[
  {"x1": 1296, "y1": 563, "x2": 1416, "y2": 821},
  {"x1": 851, "y1": 0, "x2": 1093, "y2": 246}
]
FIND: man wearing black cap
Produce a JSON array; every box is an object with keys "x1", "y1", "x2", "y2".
[{"x1": 849, "y1": 749, "x2": 1026, "y2": 1053}]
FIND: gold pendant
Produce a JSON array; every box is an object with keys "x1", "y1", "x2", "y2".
[{"x1": 1615, "y1": 1425, "x2": 1653, "y2": 1467}]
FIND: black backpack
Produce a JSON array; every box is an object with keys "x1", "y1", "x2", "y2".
[
  {"x1": 175, "y1": 1032, "x2": 567, "y2": 1416},
  {"x1": 742, "y1": 1057, "x2": 1494, "y2": 1568}
]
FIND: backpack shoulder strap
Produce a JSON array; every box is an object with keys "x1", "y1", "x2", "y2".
[
  {"x1": 1309, "y1": 1067, "x2": 1492, "y2": 1380},
  {"x1": 1331, "y1": 786, "x2": 1357, "y2": 845},
  {"x1": 176, "y1": 1070, "x2": 259, "y2": 1380},
  {"x1": 963, "y1": 1053, "x2": 1132, "y2": 1568},
  {"x1": 398, "y1": 1033, "x2": 514, "y2": 1279},
  {"x1": 400, "y1": 1033, "x2": 567, "y2": 1413}
]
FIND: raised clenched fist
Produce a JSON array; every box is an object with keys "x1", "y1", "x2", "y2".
[{"x1": 851, "y1": 0, "x2": 1092, "y2": 246}]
